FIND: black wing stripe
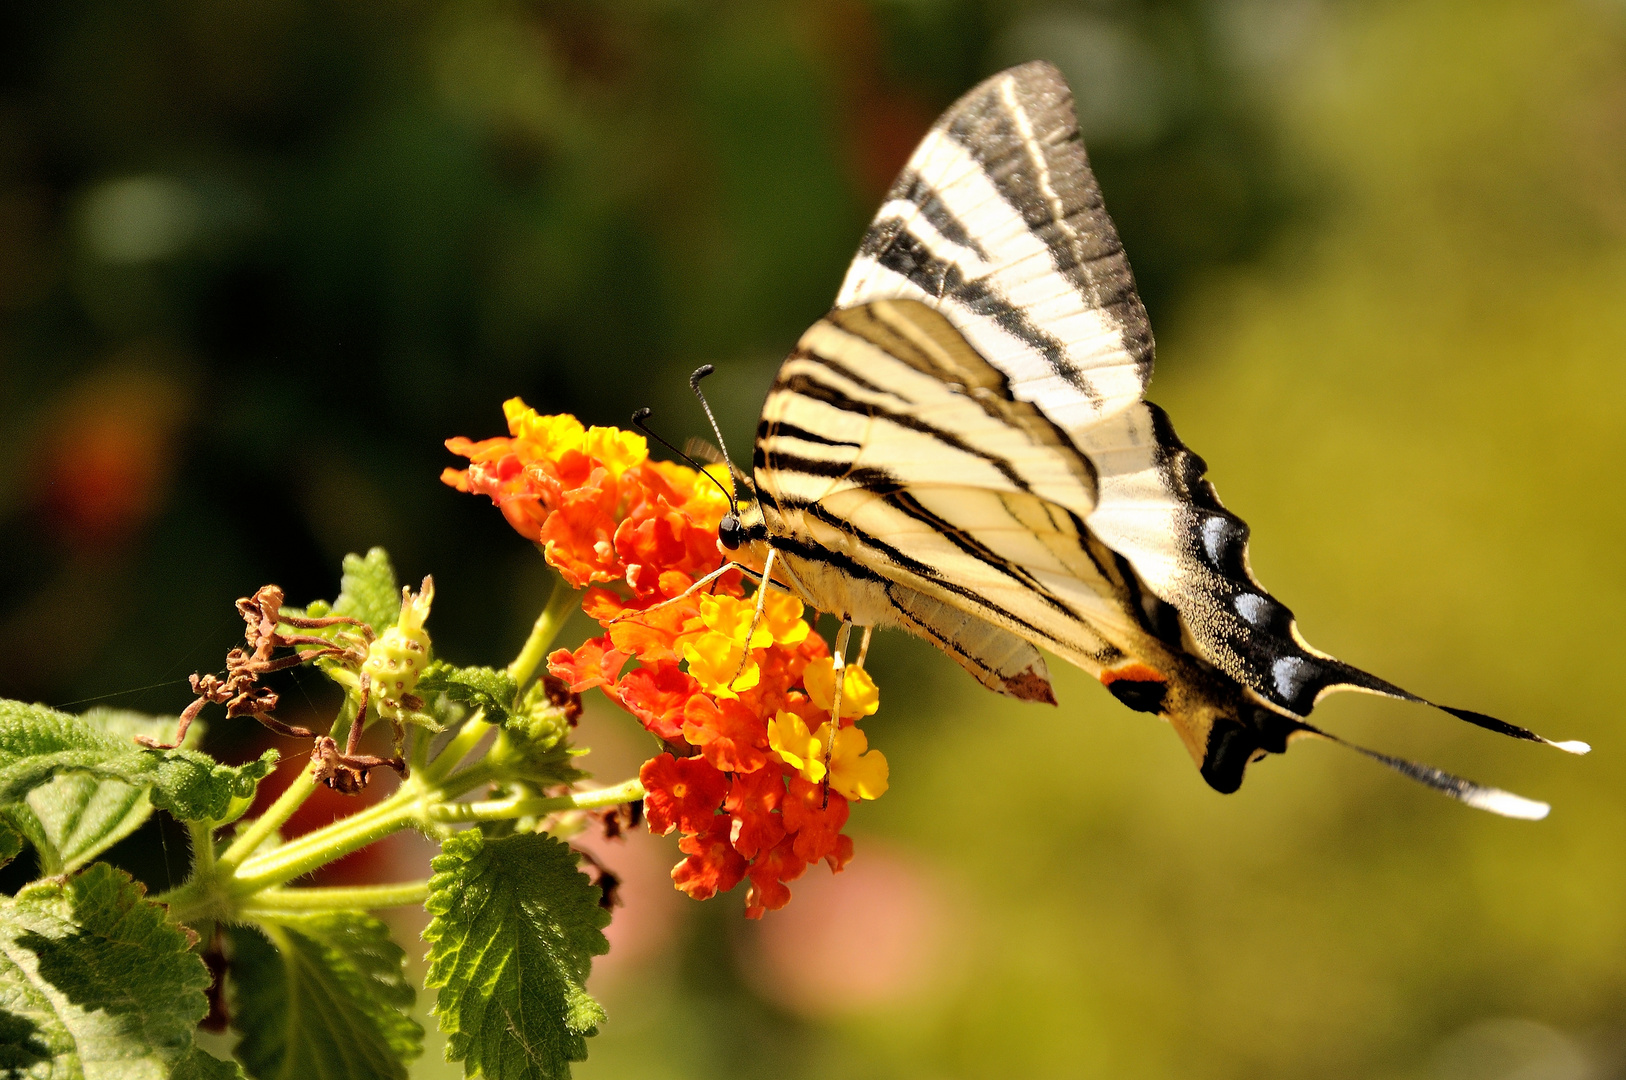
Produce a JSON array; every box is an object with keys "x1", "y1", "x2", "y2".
[
  {"x1": 858, "y1": 220, "x2": 1105, "y2": 410},
  {"x1": 755, "y1": 420, "x2": 861, "y2": 450},
  {"x1": 771, "y1": 366, "x2": 1042, "y2": 497},
  {"x1": 771, "y1": 489, "x2": 1116, "y2": 662},
  {"x1": 892, "y1": 170, "x2": 990, "y2": 260}
]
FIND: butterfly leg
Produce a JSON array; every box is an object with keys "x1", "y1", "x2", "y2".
[
  {"x1": 830, "y1": 620, "x2": 853, "y2": 721},
  {"x1": 855, "y1": 624, "x2": 873, "y2": 670},
  {"x1": 819, "y1": 620, "x2": 854, "y2": 808},
  {"x1": 726, "y1": 548, "x2": 778, "y2": 690},
  {"x1": 606, "y1": 561, "x2": 760, "y2": 625}
]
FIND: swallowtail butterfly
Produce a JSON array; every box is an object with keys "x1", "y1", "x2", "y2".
[{"x1": 698, "y1": 61, "x2": 1586, "y2": 817}]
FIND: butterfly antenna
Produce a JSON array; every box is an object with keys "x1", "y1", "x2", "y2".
[
  {"x1": 689, "y1": 364, "x2": 736, "y2": 470},
  {"x1": 631, "y1": 407, "x2": 737, "y2": 512}
]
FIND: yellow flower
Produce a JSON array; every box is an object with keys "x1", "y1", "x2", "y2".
[
  {"x1": 582, "y1": 425, "x2": 648, "y2": 477},
  {"x1": 803, "y1": 657, "x2": 879, "y2": 719},
  {"x1": 699, "y1": 594, "x2": 773, "y2": 652},
  {"x1": 504, "y1": 400, "x2": 585, "y2": 459},
  {"x1": 759, "y1": 589, "x2": 810, "y2": 647},
  {"x1": 682, "y1": 631, "x2": 760, "y2": 699},
  {"x1": 818, "y1": 722, "x2": 889, "y2": 801},
  {"x1": 768, "y1": 710, "x2": 826, "y2": 783}
]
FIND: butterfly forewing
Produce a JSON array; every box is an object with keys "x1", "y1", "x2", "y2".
[{"x1": 837, "y1": 61, "x2": 1152, "y2": 430}]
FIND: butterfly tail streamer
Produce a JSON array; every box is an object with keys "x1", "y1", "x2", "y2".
[
  {"x1": 1319, "y1": 661, "x2": 1591, "y2": 755},
  {"x1": 1292, "y1": 721, "x2": 1552, "y2": 820}
]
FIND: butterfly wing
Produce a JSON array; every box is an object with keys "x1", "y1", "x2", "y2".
[
  {"x1": 756, "y1": 300, "x2": 1138, "y2": 689},
  {"x1": 751, "y1": 61, "x2": 1581, "y2": 810},
  {"x1": 830, "y1": 60, "x2": 1343, "y2": 712},
  {"x1": 837, "y1": 61, "x2": 1152, "y2": 430}
]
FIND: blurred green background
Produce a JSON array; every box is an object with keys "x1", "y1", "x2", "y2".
[{"x1": 3, "y1": 0, "x2": 1625, "y2": 1078}]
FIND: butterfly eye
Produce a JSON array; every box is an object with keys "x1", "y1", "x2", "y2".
[{"x1": 718, "y1": 512, "x2": 744, "y2": 551}]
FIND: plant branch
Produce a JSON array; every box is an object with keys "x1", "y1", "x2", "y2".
[
  {"x1": 423, "y1": 717, "x2": 493, "y2": 784},
  {"x1": 188, "y1": 819, "x2": 215, "y2": 879},
  {"x1": 428, "y1": 778, "x2": 644, "y2": 824},
  {"x1": 218, "y1": 767, "x2": 317, "y2": 871},
  {"x1": 507, "y1": 571, "x2": 577, "y2": 689},
  {"x1": 229, "y1": 793, "x2": 421, "y2": 894},
  {"x1": 242, "y1": 880, "x2": 431, "y2": 913}
]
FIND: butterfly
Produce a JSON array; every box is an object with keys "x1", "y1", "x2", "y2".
[{"x1": 686, "y1": 60, "x2": 1586, "y2": 817}]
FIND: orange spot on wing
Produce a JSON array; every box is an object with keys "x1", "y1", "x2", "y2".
[{"x1": 1099, "y1": 663, "x2": 1166, "y2": 686}]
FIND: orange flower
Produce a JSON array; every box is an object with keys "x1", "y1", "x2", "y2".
[
  {"x1": 673, "y1": 814, "x2": 748, "y2": 900},
  {"x1": 744, "y1": 836, "x2": 808, "y2": 919},
  {"x1": 783, "y1": 777, "x2": 850, "y2": 868},
  {"x1": 446, "y1": 405, "x2": 892, "y2": 916},
  {"x1": 724, "y1": 765, "x2": 788, "y2": 859},
  {"x1": 640, "y1": 753, "x2": 727, "y2": 836},
  {"x1": 547, "y1": 637, "x2": 628, "y2": 696},
  {"x1": 681, "y1": 695, "x2": 770, "y2": 774},
  {"x1": 617, "y1": 661, "x2": 701, "y2": 744}
]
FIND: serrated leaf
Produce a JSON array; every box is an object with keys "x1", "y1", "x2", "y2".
[
  {"x1": 7, "y1": 708, "x2": 198, "y2": 875},
  {"x1": 331, "y1": 549, "x2": 401, "y2": 633},
  {"x1": 416, "y1": 663, "x2": 518, "y2": 726},
  {"x1": 0, "y1": 699, "x2": 278, "y2": 823},
  {"x1": 227, "y1": 913, "x2": 421, "y2": 1080},
  {"x1": 423, "y1": 831, "x2": 610, "y2": 1080},
  {"x1": 0, "y1": 863, "x2": 210, "y2": 1078},
  {"x1": 173, "y1": 1045, "x2": 250, "y2": 1079}
]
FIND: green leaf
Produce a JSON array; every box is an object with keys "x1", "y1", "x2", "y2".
[
  {"x1": 0, "y1": 699, "x2": 278, "y2": 823},
  {"x1": 0, "y1": 817, "x2": 23, "y2": 871},
  {"x1": 416, "y1": 662, "x2": 518, "y2": 726},
  {"x1": 5, "y1": 708, "x2": 198, "y2": 875},
  {"x1": 227, "y1": 913, "x2": 421, "y2": 1080},
  {"x1": 173, "y1": 1045, "x2": 250, "y2": 1079},
  {"x1": 423, "y1": 831, "x2": 610, "y2": 1080},
  {"x1": 332, "y1": 548, "x2": 401, "y2": 632},
  {"x1": 289, "y1": 549, "x2": 402, "y2": 641},
  {"x1": 0, "y1": 863, "x2": 210, "y2": 1077}
]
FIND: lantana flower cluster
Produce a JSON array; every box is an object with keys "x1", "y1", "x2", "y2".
[{"x1": 443, "y1": 399, "x2": 888, "y2": 917}]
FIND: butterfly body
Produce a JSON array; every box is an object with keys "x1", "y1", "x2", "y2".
[{"x1": 716, "y1": 61, "x2": 1584, "y2": 814}]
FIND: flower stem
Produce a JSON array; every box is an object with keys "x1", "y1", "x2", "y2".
[
  {"x1": 218, "y1": 767, "x2": 317, "y2": 871},
  {"x1": 242, "y1": 880, "x2": 431, "y2": 913},
  {"x1": 507, "y1": 571, "x2": 577, "y2": 689},
  {"x1": 428, "y1": 778, "x2": 644, "y2": 824},
  {"x1": 230, "y1": 793, "x2": 420, "y2": 894},
  {"x1": 188, "y1": 819, "x2": 215, "y2": 878},
  {"x1": 424, "y1": 717, "x2": 493, "y2": 784}
]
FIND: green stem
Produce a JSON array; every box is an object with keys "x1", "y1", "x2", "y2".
[
  {"x1": 242, "y1": 881, "x2": 431, "y2": 913},
  {"x1": 506, "y1": 571, "x2": 577, "y2": 689},
  {"x1": 409, "y1": 725, "x2": 430, "y2": 773},
  {"x1": 230, "y1": 794, "x2": 420, "y2": 894},
  {"x1": 188, "y1": 819, "x2": 215, "y2": 878},
  {"x1": 424, "y1": 717, "x2": 493, "y2": 784},
  {"x1": 429, "y1": 778, "x2": 644, "y2": 824},
  {"x1": 218, "y1": 767, "x2": 318, "y2": 871}
]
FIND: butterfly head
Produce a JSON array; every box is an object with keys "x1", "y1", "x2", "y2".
[{"x1": 718, "y1": 510, "x2": 744, "y2": 551}]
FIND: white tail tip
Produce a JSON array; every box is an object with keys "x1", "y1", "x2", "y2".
[
  {"x1": 1462, "y1": 787, "x2": 1551, "y2": 821},
  {"x1": 1550, "y1": 739, "x2": 1591, "y2": 755}
]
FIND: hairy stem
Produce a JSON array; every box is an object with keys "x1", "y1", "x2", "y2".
[
  {"x1": 423, "y1": 716, "x2": 493, "y2": 784},
  {"x1": 188, "y1": 819, "x2": 215, "y2": 878},
  {"x1": 428, "y1": 778, "x2": 644, "y2": 824},
  {"x1": 229, "y1": 795, "x2": 422, "y2": 894},
  {"x1": 507, "y1": 571, "x2": 577, "y2": 690},
  {"x1": 218, "y1": 767, "x2": 317, "y2": 871},
  {"x1": 242, "y1": 880, "x2": 431, "y2": 913}
]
